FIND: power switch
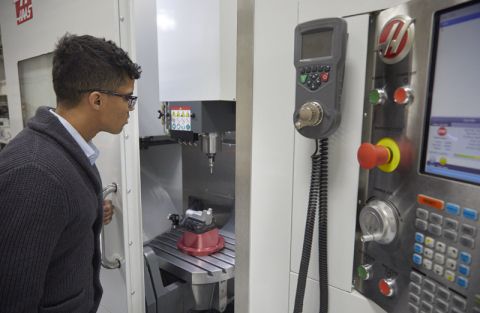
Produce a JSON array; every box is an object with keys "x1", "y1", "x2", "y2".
[
  {"x1": 394, "y1": 86, "x2": 413, "y2": 104},
  {"x1": 358, "y1": 264, "x2": 373, "y2": 280},
  {"x1": 379, "y1": 279, "x2": 395, "y2": 297}
]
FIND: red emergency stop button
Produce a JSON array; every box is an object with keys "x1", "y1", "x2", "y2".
[
  {"x1": 357, "y1": 143, "x2": 391, "y2": 169},
  {"x1": 394, "y1": 86, "x2": 412, "y2": 104},
  {"x1": 379, "y1": 279, "x2": 395, "y2": 297}
]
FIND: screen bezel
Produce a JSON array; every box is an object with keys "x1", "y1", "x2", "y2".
[{"x1": 420, "y1": 0, "x2": 480, "y2": 186}]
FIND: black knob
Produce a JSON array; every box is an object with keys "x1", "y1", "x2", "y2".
[
  {"x1": 191, "y1": 113, "x2": 196, "y2": 118},
  {"x1": 158, "y1": 110, "x2": 164, "y2": 119}
]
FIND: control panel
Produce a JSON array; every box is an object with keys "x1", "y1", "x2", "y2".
[{"x1": 353, "y1": 1, "x2": 480, "y2": 313}]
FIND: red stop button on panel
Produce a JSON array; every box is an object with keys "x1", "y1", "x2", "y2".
[
  {"x1": 321, "y1": 73, "x2": 329, "y2": 82},
  {"x1": 379, "y1": 279, "x2": 395, "y2": 297}
]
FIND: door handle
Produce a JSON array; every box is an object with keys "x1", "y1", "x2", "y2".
[{"x1": 101, "y1": 183, "x2": 121, "y2": 269}]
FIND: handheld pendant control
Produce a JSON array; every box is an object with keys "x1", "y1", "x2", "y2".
[{"x1": 293, "y1": 17, "x2": 348, "y2": 139}]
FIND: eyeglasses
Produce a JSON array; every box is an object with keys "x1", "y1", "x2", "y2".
[{"x1": 79, "y1": 90, "x2": 137, "y2": 109}]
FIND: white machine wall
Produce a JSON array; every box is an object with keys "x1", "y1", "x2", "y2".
[
  {"x1": 0, "y1": 1, "x2": 141, "y2": 312},
  {"x1": 156, "y1": 0, "x2": 236, "y2": 102}
]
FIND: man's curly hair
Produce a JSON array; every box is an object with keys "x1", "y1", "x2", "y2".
[{"x1": 52, "y1": 33, "x2": 142, "y2": 108}]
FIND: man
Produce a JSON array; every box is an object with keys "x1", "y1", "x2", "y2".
[{"x1": 0, "y1": 33, "x2": 141, "y2": 312}]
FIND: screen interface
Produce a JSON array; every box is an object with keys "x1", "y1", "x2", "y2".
[
  {"x1": 301, "y1": 29, "x2": 333, "y2": 59},
  {"x1": 424, "y1": 2, "x2": 480, "y2": 184}
]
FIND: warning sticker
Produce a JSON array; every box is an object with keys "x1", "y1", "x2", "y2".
[{"x1": 171, "y1": 106, "x2": 191, "y2": 131}]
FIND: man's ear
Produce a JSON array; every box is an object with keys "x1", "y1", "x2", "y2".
[{"x1": 88, "y1": 92, "x2": 102, "y2": 111}]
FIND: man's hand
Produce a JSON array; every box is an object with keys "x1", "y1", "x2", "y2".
[{"x1": 103, "y1": 200, "x2": 115, "y2": 225}]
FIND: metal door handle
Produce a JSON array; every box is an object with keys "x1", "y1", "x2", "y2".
[{"x1": 101, "y1": 183, "x2": 121, "y2": 269}]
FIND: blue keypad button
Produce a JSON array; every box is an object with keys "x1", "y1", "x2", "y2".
[
  {"x1": 458, "y1": 265, "x2": 470, "y2": 276},
  {"x1": 460, "y1": 252, "x2": 471, "y2": 264},
  {"x1": 462, "y1": 208, "x2": 478, "y2": 221},
  {"x1": 457, "y1": 277, "x2": 468, "y2": 289},
  {"x1": 416, "y1": 233, "x2": 425, "y2": 243},
  {"x1": 446, "y1": 203, "x2": 460, "y2": 215},
  {"x1": 413, "y1": 254, "x2": 422, "y2": 265},
  {"x1": 414, "y1": 243, "x2": 423, "y2": 254}
]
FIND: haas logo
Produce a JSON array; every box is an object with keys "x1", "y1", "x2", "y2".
[{"x1": 374, "y1": 15, "x2": 415, "y2": 64}]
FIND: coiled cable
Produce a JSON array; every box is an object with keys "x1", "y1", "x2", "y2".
[{"x1": 293, "y1": 138, "x2": 328, "y2": 313}]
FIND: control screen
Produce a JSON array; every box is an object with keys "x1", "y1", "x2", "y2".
[
  {"x1": 301, "y1": 29, "x2": 333, "y2": 59},
  {"x1": 424, "y1": 2, "x2": 480, "y2": 184}
]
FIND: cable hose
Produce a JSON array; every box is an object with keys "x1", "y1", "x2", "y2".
[{"x1": 293, "y1": 138, "x2": 328, "y2": 313}]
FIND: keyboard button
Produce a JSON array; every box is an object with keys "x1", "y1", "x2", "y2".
[
  {"x1": 416, "y1": 219, "x2": 428, "y2": 230},
  {"x1": 444, "y1": 218, "x2": 458, "y2": 230},
  {"x1": 429, "y1": 224, "x2": 442, "y2": 236},
  {"x1": 458, "y1": 265, "x2": 469, "y2": 276},
  {"x1": 424, "y1": 248, "x2": 434, "y2": 259},
  {"x1": 452, "y1": 296, "x2": 466, "y2": 310},
  {"x1": 460, "y1": 224, "x2": 476, "y2": 237},
  {"x1": 422, "y1": 290, "x2": 434, "y2": 303},
  {"x1": 425, "y1": 237, "x2": 435, "y2": 248},
  {"x1": 409, "y1": 292, "x2": 420, "y2": 305},
  {"x1": 447, "y1": 247, "x2": 458, "y2": 258},
  {"x1": 446, "y1": 203, "x2": 460, "y2": 215},
  {"x1": 416, "y1": 232, "x2": 425, "y2": 243},
  {"x1": 424, "y1": 279, "x2": 436, "y2": 293},
  {"x1": 414, "y1": 243, "x2": 423, "y2": 254},
  {"x1": 435, "y1": 298, "x2": 448, "y2": 312},
  {"x1": 437, "y1": 287, "x2": 450, "y2": 301},
  {"x1": 459, "y1": 236, "x2": 475, "y2": 249},
  {"x1": 444, "y1": 270, "x2": 455, "y2": 282},
  {"x1": 417, "y1": 208, "x2": 429, "y2": 219},
  {"x1": 411, "y1": 271, "x2": 423, "y2": 285},
  {"x1": 457, "y1": 277, "x2": 468, "y2": 289},
  {"x1": 423, "y1": 259, "x2": 433, "y2": 270},
  {"x1": 433, "y1": 264, "x2": 444, "y2": 276},
  {"x1": 407, "y1": 303, "x2": 419, "y2": 313},
  {"x1": 443, "y1": 229, "x2": 457, "y2": 242},
  {"x1": 413, "y1": 254, "x2": 422, "y2": 265},
  {"x1": 435, "y1": 241, "x2": 446, "y2": 253},
  {"x1": 446, "y1": 258, "x2": 457, "y2": 270},
  {"x1": 430, "y1": 213, "x2": 443, "y2": 225},
  {"x1": 410, "y1": 282, "x2": 421, "y2": 295},
  {"x1": 462, "y1": 208, "x2": 478, "y2": 221},
  {"x1": 460, "y1": 252, "x2": 471, "y2": 264},
  {"x1": 420, "y1": 300, "x2": 433, "y2": 313},
  {"x1": 434, "y1": 253, "x2": 445, "y2": 265}
]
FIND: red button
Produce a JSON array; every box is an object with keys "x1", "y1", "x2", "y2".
[
  {"x1": 321, "y1": 73, "x2": 329, "y2": 82},
  {"x1": 357, "y1": 143, "x2": 391, "y2": 169},
  {"x1": 379, "y1": 279, "x2": 395, "y2": 297},
  {"x1": 394, "y1": 87, "x2": 412, "y2": 104}
]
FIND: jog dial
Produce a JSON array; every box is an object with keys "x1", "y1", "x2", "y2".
[{"x1": 359, "y1": 199, "x2": 398, "y2": 244}]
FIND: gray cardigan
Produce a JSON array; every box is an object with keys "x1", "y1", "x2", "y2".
[{"x1": 0, "y1": 106, "x2": 104, "y2": 312}]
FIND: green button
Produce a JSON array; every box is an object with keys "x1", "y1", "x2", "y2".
[
  {"x1": 370, "y1": 90, "x2": 380, "y2": 104},
  {"x1": 358, "y1": 266, "x2": 367, "y2": 280},
  {"x1": 301, "y1": 75, "x2": 307, "y2": 84}
]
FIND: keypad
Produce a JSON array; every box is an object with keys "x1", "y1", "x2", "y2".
[
  {"x1": 299, "y1": 65, "x2": 331, "y2": 90},
  {"x1": 411, "y1": 196, "x2": 477, "y2": 313}
]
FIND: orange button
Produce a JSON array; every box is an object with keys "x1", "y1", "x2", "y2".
[
  {"x1": 418, "y1": 195, "x2": 444, "y2": 210},
  {"x1": 394, "y1": 88, "x2": 406, "y2": 103},
  {"x1": 379, "y1": 279, "x2": 394, "y2": 296}
]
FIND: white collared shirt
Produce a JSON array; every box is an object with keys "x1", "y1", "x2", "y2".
[{"x1": 49, "y1": 109, "x2": 100, "y2": 166}]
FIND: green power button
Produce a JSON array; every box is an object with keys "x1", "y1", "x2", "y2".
[
  {"x1": 301, "y1": 75, "x2": 307, "y2": 84},
  {"x1": 358, "y1": 264, "x2": 372, "y2": 280}
]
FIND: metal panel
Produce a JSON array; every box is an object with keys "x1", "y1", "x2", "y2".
[
  {"x1": 288, "y1": 273, "x2": 387, "y2": 312},
  {"x1": 353, "y1": 1, "x2": 480, "y2": 313},
  {"x1": 134, "y1": 0, "x2": 167, "y2": 138},
  {"x1": 299, "y1": 0, "x2": 408, "y2": 24},
  {"x1": 234, "y1": 0, "x2": 255, "y2": 311},
  {"x1": 290, "y1": 14, "x2": 370, "y2": 293}
]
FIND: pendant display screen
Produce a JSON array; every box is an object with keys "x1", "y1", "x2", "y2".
[{"x1": 301, "y1": 29, "x2": 333, "y2": 59}]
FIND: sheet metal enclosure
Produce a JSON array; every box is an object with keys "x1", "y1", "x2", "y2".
[{"x1": 353, "y1": 1, "x2": 480, "y2": 313}]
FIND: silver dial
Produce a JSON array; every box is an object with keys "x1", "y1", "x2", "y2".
[{"x1": 359, "y1": 199, "x2": 398, "y2": 244}]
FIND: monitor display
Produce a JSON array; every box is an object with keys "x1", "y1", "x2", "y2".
[
  {"x1": 423, "y1": 2, "x2": 480, "y2": 184},
  {"x1": 301, "y1": 29, "x2": 333, "y2": 59}
]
